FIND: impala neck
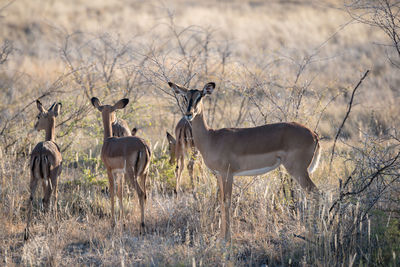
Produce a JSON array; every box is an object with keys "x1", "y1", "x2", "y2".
[
  {"x1": 102, "y1": 113, "x2": 113, "y2": 140},
  {"x1": 191, "y1": 105, "x2": 210, "y2": 152},
  {"x1": 45, "y1": 118, "x2": 56, "y2": 142}
]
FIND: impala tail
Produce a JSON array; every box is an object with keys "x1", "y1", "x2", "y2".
[
  {"x1": 308, "y1": 137, "x2": 321, "y2": 174},
  {"x1": 134, "y1": 143, "x2": 151, "y2": 191},
  {"x1": 31, "y1": 154, "x2": 51, "y2": 180}
]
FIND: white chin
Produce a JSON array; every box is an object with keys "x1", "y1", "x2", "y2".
[{"x1": 185, "y1": 115, "x2": 193, "y2": 121}]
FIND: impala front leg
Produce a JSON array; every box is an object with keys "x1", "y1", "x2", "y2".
[
  {"x1": 187, "y1": 149, "x2": 196, "y2": 191},
  {"x1": 218, "y1": 170, "x2": 233, "y2": 241},
  {"x1": 175, "y1": 156, "x2": 184, "y2": 195}
]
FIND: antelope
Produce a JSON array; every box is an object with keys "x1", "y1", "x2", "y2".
[
  {"x1": 112, "y1": 116, "x2": 137, "y2": 137},
  {"x1": 168, "y1": 81, "x2": 321, "y2": 240},
  {"x1": 91, "y1": 97, "x2": 150, "y2": 231},
  {"x1": 166, "y1": 117, "x2": 200, "y2": 194},
  {"x1": 25, "y1": 100, "x2": 63, "y2": 240}
]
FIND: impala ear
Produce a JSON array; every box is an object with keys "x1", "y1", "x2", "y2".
[
  {"x1": 202, "y1": 82, "x2": 215, "y2": 96},
  {"x1": 168, "y1": 82, "x2": 188, "y2": 95},
  {"x1": 36, "y1": 99, "x2": 45, "y2": 112},
  {"x1": 113, "y1": 98, "x2": 129, "y2": 110},
  {"x1": 131, "y1": 127, "x2": 137, "y2": 136},
  {"x1": 166, "y1": 131, "x2": 176, "y2": 144},
  {"x1": 91, "y1": 97, "x2": 102, "y2": 111},
  {"x1": 48, "y1": 102, "x2": 56, "y2": 111},
  {"x1": 52, "y1": 102, "x2": 62, "y2": 117}
]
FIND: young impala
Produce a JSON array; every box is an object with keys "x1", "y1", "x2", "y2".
[
  {"x1": 91, "y1": 97, "x2": 150, "y2": 231},
  {"x1": 112, "y1": 116, "x2": 137, "y2": 137},
  {"x1": 25, "y1": 100, "x2": 63, "y2": 240},
  {"x1": 166, "y1": 117, "x2": 200, "y2": 194},
  {"x1": 168, "y1": 81, "x2": 321, "y2": 240}
]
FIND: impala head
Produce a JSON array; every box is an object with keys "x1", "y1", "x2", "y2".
[
  {"x1": 34, "y1": 100, "x2": 62, "y2": 131},
  {"x1": 91, "y1": 97, "x2": 129, "y2": 122},
  {"x1": 166, "y1": 131, "x2": 176, "y2": 164},
  {"x1": 168, "y1": 82, "x2": 215, "y2": 121}
]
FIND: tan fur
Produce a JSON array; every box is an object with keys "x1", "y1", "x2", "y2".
[
  {"x1": 166, "y1": 117, "x2": 200, "y2": 194},
  {"x1": 112, "y1": 118, "x2": 138, "y2": 137},
  {"x1": 169, "y1": 81, "x2": 320, "y2": 241},
  {"x1": 91, "y1": 97, "x2": 150, "y2": 231},
  {"x1": 25, "y1": 100, "x2": 62, "y2": 240}
]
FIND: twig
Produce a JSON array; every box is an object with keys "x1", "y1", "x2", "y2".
[{"x1": 329, "y1": 70, "x2": 370, "y2": 170}]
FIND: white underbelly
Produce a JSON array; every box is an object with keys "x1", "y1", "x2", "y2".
[
  {"x1": 233, "y1": 155, "x2": 281, "y2": 176},
  {"x1": 234, "y1": 162, "x2": 280, "y2": 176}
]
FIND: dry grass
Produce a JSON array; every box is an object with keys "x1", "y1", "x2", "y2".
[{"x1": 0, "y1": 0, "x2": 399, "y2": 265}]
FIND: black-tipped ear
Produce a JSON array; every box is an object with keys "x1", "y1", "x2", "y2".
[
  {"x1": 36, "y1": 99, "x2": 45, "y2": 112},
  {"x1": 91, "y1": 97, "x2": 102, "y2": 111},
  {"x1": 113, "y1": 98, "x2": 129, "y2": 110},
  {"x1": 131, "y1": 127, "x2": 137, "y2": 136},
  {"x1": 202, "y1": 82, "x2": 215, "y2": 95},
  {"x1": 48, "y1": 102, "x2": 56, "y2": 111},
  {"x1": 166, "y1": 131, "x2": 176, "y2": 144},
  {"x1": 53, "y1": 102, "x2": 62, "y2": 117},
  {"x1": 168, "y1": 82, "x2": 188, "y2": 95}
]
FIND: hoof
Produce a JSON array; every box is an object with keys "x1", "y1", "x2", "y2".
[
  {"x1": 24, "y1": 228, "x2": 29, "y2": 241},
  {"x1": 140, "y1": 222, "x2": 146, "y2": 235}
]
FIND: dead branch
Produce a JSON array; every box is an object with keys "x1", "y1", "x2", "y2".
[{"x1": 329, "y1": 70, "x2": 370, "y2": 170}]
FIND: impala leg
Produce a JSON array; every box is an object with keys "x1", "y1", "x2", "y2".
[
  {"x1": 25, "y1": 173, "x2": 39, "y2": 240},
  {"x1": 218, "y1": 171, "x2": 233, "y2": 241},
  {"x1": 187, "y1": 149, "x2": 196, "y2": 191},
  {"x1": 128, "y1": 166, "x2": 147, "y2": 233},
  {"x1": 134, "y1": 177, "x2": 146, "y2": 233},
  {"x1": 175, "y1": 156, "x2": 184, "y2": 195},
  {"x1": 284, "y1": 160, "x2": 319, "y2": 199},
  {"x1": 138, "y1": 172, "x2": 147, "y2": 233},
  {"x1": 107, "y1": 169, "x2": 116, "y2": 228},
  {"x1": 42, "y1": 178, "x2": 52, "y2": 213},
  {"x1": 116, "y1": 173, "x2": 124, "y2": 224},
  {"x1": 49, "y1": 167, "x2": 59, "y2": 219}
]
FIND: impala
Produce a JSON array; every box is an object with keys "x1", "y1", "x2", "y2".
[
  {"x1": 168, "y1": 81, "x2": 321, "y2": 240},
  {"x1": 91, "y1": 97, "x2": 151, "y2": 231},
  {"x1": 25, "y1": 100, "x2": 63, "y2": 240},
  {"x1": 166, "y1": 117, "x2": 200, "y2": 194},
  {"x1": 112, "y1": 116, "x2": 137, "y2": 137}
]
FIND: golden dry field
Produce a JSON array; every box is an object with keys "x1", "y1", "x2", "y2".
[{"x1": 0, "y1": 0, "x2": 399, "y2": 265}]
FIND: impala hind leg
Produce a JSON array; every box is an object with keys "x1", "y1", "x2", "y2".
[
  {"x1": 41, "y1": 178, "x2": 50, "y2": 212},
  {"x1": 128, "y1": 167, "x2": 147, "y2": 233},
  {"x1": 116, "y1": 172, "x2": 124, "y2": 225},
  {"x1": 107, "y1": 169, "x2": 116, "y2": 228},
  {"x1": 50, "y1": 169, "x2": 59, "y2": 219},
  {"x1": 25, "y1": 173, "x2": 39, "y2": 240},
  {"x1": 138, "y1": 172, "x2": 147, "y2": 233},
  {"x1": 283, "y1": 159, "x2": 319, "y2": 199},
  {"x1": 43, "y1": 168, "x2": 59, "y2": 215}
]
